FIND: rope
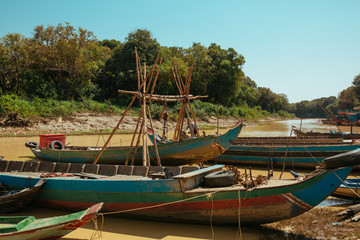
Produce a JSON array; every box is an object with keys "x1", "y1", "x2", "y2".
[
  {"x1": 89, "y1": 213, "x2": 104, "y2": 240},
  {"x1": 236, "y1": 188, "x2": 242, "y2": 240},
  {"x1": 100, "y1": 190, "x2": 224, "y2": 216},
  {"x1": 330, "y1": 169, "x2": 360, "y2": 199},
  {"x1": 210, "y1": 193, "x2": 215, "y2": 240}
]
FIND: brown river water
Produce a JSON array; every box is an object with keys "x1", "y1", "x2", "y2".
[{"x1": 0, "y1": 118, "x2": 358, "y2": 240}]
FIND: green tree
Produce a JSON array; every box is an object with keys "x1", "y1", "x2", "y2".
[
  {"x1": 29, "y1": 22, "x2": 111, "y2": 100},
  {"x1": 338, "y1": 86, "x2": 358, "y2": 110},
  {"x1": 206, "y1": 44, "x2": 245, "y2": 106},
  {"x1": 352, "y1": 73, "x2": 360, "y2": 99},
  {"x1": 0, "y1": 33, "x2": 31, "y2": 93},
  {"x1": 99, "y1": 29, "x2": 160, "y2": 103},
  {"x1": 236, "y1": 76, "x2": 260, "y2": 107},
  {"x1": 184, "y1": 43, "x2": 212, "y2": 96}
]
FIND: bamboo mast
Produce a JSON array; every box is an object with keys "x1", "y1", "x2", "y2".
[{"x1": 142, "y1": 63, "x2": 148, "y2": 166}]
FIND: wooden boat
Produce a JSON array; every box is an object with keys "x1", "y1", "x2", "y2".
[
  {"x1": 27, "y1": 121, "x2": 242, "y2": 166},
  {"x1": 293, "y1": 128, "x2": 360, "y2": 139},
  {"x1": 0, "y1": 203, "x2": 102, "y2": 240},
  {"x1": 331, "y1": 179, "x2": 360, "y2": 200},
  {"x1": 0, "y1": 179, "x2": 46, "y2": 213},
  {"x1": 213, "y1": 136, "x2": 360, "y2": 169},
  {"x1": 0, "y1": 151, "x2": 358, "y2": 225}
]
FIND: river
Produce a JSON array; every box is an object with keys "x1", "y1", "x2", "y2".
[{"x1": 0, "y1": 118, "x2": 358, "y2": 240}]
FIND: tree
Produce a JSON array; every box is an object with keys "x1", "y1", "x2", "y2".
[
  {"x1": 352, "y1": 73, "x2": 360, "y2": 99},
  {"x1": 99, "y1": 39, "x2": 122, "y2": 50},
  {"x1": 258, "y1": 87, "x2": 278, "y2": 112},
  {"x1": 184, "y1": 43, "x2": 212, "y2": 96},
  {"x1": 0, "y1": 33, "x2": 31, "y2": 94},
  {"x1": 29, "y1": 22, "x2": 111, "y2": 100},
  {"x1": 99, "y1": 29, "x2": 161, "y2": 103},
  {"x1": 338, "y1": 87, "x2": 358, "y2": 110},
  {"x1": 206, "y1": 44, "x2": 245, "y2": 106},
  {"x1": 236, "y1": 76, "x2": 260, "y2": 107}
]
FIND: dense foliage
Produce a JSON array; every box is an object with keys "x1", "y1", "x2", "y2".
[{"x1": 1, "y1": 22, "x2": 356, "y2": 120}]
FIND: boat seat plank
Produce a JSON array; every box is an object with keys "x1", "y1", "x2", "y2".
[
  {"x1": 181, "y1": 166, "x2": 200, "y2": 174},
  {"x1": 23, "y1": 162, "x2": 40, "y2": 172},
  {"x1": 165, "y1": 166, "x2": 181, "y2": 176},
  {"x1": 174, "y1": 165, "x2": 224, "y2": 179},
  {"x1": 117, "y1": 166, "x2": 134, "y2": 176},
  {"x1": 38, "y1": 162, "x2": 55, "y2": 172},
  {"x1": 98, "y1": 165, "x2": 118, "y2": 176},
  {"x1": 7, "y1": 161, "x2": 25, "y2": 172},
  {"x1": 0, "y1": 161, "x2": 8, "y2": 172},
  {"x1": 148, "y1": 166, "x2": 164, "y2": 177},
  {"x1": 54, "y1": 162, "x2": 70, "y2": 173},
  {"x1": 83, "y1": 164, "x2": 99, "y2": 174},
  {"x1": 68, "y1": 163, "x2": 84, "y2": 173},
  {"x1": 133, "y1": 166, "x2": 149, "y2": 177}
]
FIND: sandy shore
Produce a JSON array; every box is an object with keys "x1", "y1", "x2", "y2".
[{"x1": 0, "y1": 112, "x2": 241, "y2": 136}]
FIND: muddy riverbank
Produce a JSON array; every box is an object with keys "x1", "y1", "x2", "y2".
[
  {"x1": 264, "y1": 202, "x2": 360, "y2": 240},
  {"x1": 1, "y1": 117, "x2": 360, "y2": 239},
  {"x1": 0, "y1": 112, "x2": 242, "y2": 136}
]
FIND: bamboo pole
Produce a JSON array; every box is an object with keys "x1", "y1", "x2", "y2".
[
  {"x1": 142, "y1": 63, "x2": 148, "y2": 166},
  {"x1": 131, "y1": 118, "x2": 144, "y2": 165},
  {"x1": 148, "y1": 57, "x2": 163, "y2": 102},
  {"x1": 125, "y1": 110, "x2": 143, "y2": 165},
  {"x1": 147, "y1": 106, "x2": 161, "y2": 166},
  {"x1": 145, "y1": 54, "x2": 160, "y2": 94},
  {"x1": 135, "y1": 47, "x2": 141, "y2": 89},
  {"x1": 93, "y1": 95, "x2": 137, "y2": 164}
]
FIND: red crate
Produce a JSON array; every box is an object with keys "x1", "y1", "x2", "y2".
[{"x1": 39, "y1": 134, "x2": 66, "y2": 148}]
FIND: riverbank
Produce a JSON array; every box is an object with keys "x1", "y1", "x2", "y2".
[
  {"x1": 0, "y1": 112, "x2": 242, "y2": 136},
  {"x1": 264, "y1": 202, "x2": 360, "y2": 239},
  {"x1": 1, "y1": 117, "x2": 359, "y2": 239}
]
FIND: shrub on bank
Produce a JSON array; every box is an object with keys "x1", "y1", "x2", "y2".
[{"x1": 0, "y1": 95, "x2": 293, "y2": 120}]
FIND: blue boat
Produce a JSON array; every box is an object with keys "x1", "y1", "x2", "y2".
[
  {"x1": 27, "y1": 121, "x2": 243, "y2": 166},
  {"x1": 213, "y1": 137, "x2": 360, "y2": 169},
  {"x1": 332, "y1": 178, "x2": 360, "y2": 200},
  {"x1": 0, "y1": 150, "x2": 358, "y2": 225}
]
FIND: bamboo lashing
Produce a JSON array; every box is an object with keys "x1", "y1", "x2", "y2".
[{"x1": 117, "y1": 90, "x2": 207, "y2": 102}]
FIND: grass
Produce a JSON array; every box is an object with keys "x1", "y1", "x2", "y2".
[{"x1": 0, "y1": 95, "x2": 294, "y2": 124}]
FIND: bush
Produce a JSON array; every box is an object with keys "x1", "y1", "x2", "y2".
[{"x1": 0, "y1": 95, "x2": 293, "y2": 122}]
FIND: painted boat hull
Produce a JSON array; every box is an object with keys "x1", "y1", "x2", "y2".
[
  {"x1": 30, "y1": 121, "x2": 242, "y2": 165},
  {"x1": 0, "y1": 179, "x2": 46, "y2": 213},
  {"x1": 0, "y1": 203, "x2": 102, "y2": 240},
  {"x1": 0, "y1": 165, "x2": 352, "y2": 225},
  {"x1": 213, "y1": 143, "x2": 360, "y2": 169},
  {"x1": 332, "y1": 179, "x2": 360, "y2": 200}
]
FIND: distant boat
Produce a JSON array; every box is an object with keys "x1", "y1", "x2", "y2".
[
  {"x1": 213, "y1": 136, "x2": 360, "y2": 169},
  {"x1": 0, "y1": 150, "x2": 358, "y2": 225},
  {"x1": 26, "y1": 121, "x2": 243, "y2": 166},
  {"x1": 0, "y1": 178, "x2": 46, "y2": 213},
  {"x1": 0, "y1": 203, "x2": 102, "y2": 240},
  {"x1": 332, "y1": 178, "x2": 360, "y2": 200},
  {"x1": 293, "y1": 128, "x2": 360, "y2": 139}
]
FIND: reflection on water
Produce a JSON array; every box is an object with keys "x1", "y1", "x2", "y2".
[
  {"x1": 0, "y1": 118, "x2": 357, "y2": 240},
  {"x1": 241, "y1": 118, "x2": 338, "y2": 137}
]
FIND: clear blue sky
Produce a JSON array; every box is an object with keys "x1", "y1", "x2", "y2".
[{"x1": 1, "y1": 0, "x2": 359, "y2": 103}]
